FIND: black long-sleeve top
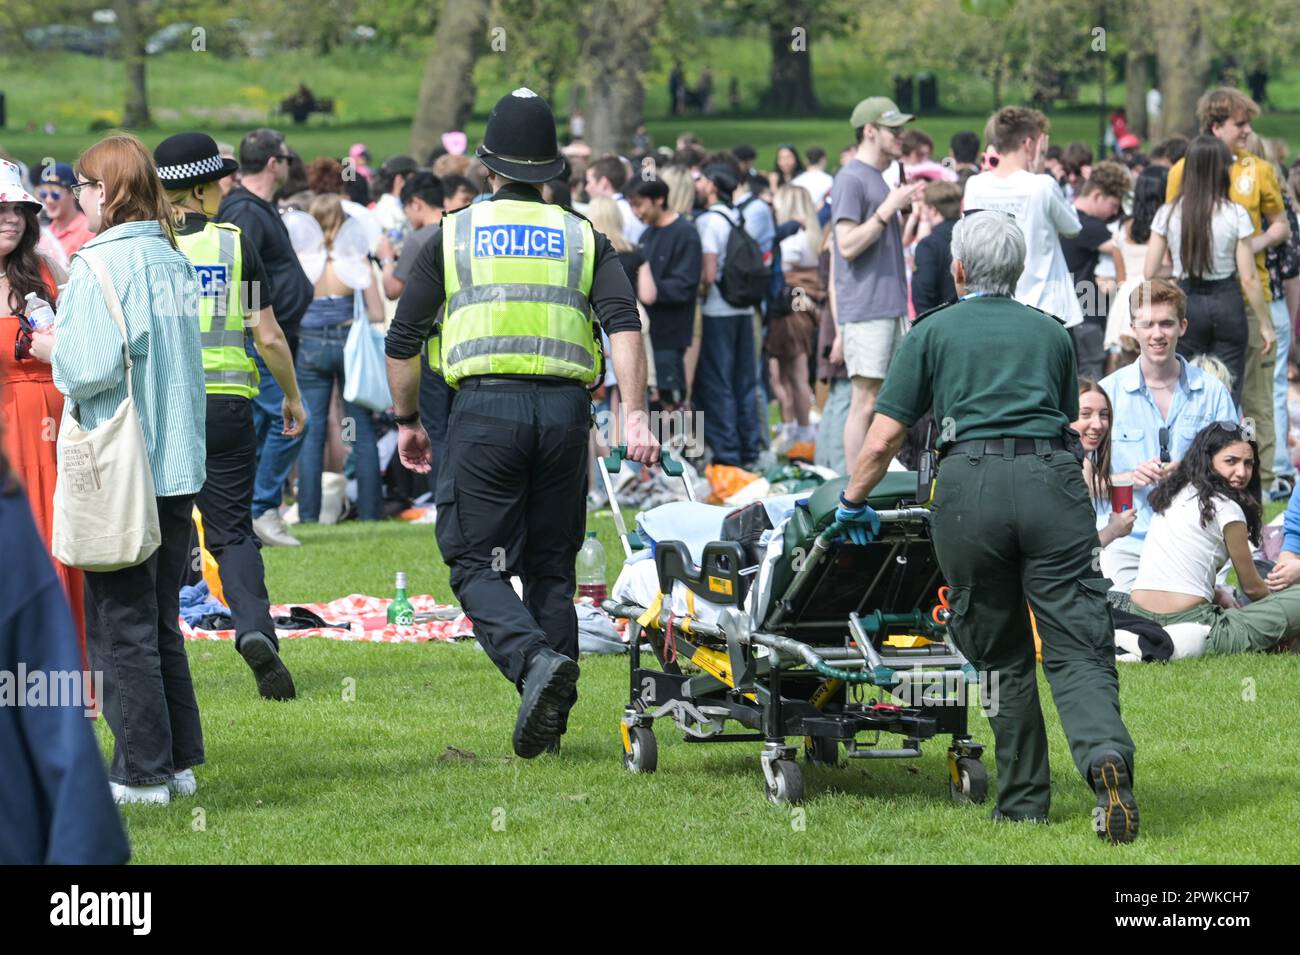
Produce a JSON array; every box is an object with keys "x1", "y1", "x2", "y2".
[
  {"x1": 385, "y1": 183, "x2": 642, "y2": 360},
  {"x1": 638, "y1": 214, "x2": 702, "y2": 350},
  {"x1": 911, "y1": 216, "x2": 958, "y2": 315}
]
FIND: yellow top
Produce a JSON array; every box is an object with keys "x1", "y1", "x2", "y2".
[{"x1": 1166, "y1": 149, "x2": 1285, "y2": 297}]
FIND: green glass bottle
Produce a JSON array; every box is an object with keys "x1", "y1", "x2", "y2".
[{"x1": 388, "y1": 572, "x2": 414, "y2": 626}]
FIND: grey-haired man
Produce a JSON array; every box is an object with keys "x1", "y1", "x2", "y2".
[{"x1": 835, "y1": 210, "x2": 1139, "y2": 843}]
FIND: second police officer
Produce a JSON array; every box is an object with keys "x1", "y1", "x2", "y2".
[
  {"x1": 385, "y1": 90, "x2": 659, "y2": 758},
  {"x1": 155, "y1": 132, "x2": 307, "y2": 702}
]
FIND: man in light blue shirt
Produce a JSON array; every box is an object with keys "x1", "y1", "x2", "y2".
[{"x1": 1099, "y1": 280, "x2": 1238, "y2": 591}]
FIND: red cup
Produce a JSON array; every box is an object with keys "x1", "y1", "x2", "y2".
[{"x1": 1111, "y1": 480, "x2": 1134, "y2": 513}]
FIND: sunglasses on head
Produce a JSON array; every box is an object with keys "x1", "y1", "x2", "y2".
[{"x1": 962, "y1": 208, "x2": 1016, "y2": 220}]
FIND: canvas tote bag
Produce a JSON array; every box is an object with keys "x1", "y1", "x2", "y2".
[{"x1": 51, "y1": 246, "x2": 161, "y2": 572}]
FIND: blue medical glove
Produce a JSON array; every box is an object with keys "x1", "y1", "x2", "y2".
[{"x1": 835, "y1": 493, "x2": 880, "y2": 545}]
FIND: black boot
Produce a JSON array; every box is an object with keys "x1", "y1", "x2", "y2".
[
  {"x1": 1091, "y1": 751, "x2": 1139, "y2": 844},
  {"x1": 512, "y1": 649, "x2": 578, "y2": 758},
  {"x1": 237, "y1": 631, "x2": 296, "y2": 701}
]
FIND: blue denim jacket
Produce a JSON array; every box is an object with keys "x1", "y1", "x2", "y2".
[{"x1": 51, "y1": 220, "x2": 206, "y2": 497}]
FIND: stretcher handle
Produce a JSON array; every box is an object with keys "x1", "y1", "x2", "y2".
[
  {"x1": 601, "y1": 444, "x2": 684, "y2": 476},
  {"x1": 822, "y1": 507, "x2": 932, "y2": 543}
]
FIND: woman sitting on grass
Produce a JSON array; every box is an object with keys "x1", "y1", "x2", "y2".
[
  {"x1": 1128, "y1": 421, "x2": 1300, "y2": 653},
  {"x1": 1075, "y1": 377, "x2": 1137, "y2": 547}
]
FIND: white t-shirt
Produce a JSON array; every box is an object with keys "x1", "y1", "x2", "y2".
[
  {"x1": 780, "y1": 230, "x2": 818, "y2": 270},
  {"x1": 1151, "y1": 199, "x2": 1254, "y2": 281},
  {"x1": 961, "y1": 169, "x2": 1084, "y2": 327},
  {"x1": 791, "y1": 168, "x2": 834, "y2": 208},
  {"x1": 697, "y1": 203, "x2": 750, "y2": 316},
  {"x1": 1133, "y1": 484, "x2": 1246, "y2": 600}
]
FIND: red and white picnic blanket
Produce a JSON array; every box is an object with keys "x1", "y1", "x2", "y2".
[{"x1": 181, "y1": 594, "x2": 475, "y2": 644}]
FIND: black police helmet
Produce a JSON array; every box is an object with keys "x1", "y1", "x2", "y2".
[
  {"x1": 154, "y1": 132, "x2": 239, "y2": 189},
  {"x1": 475, "y1": 88, "x2": 567, "y2": 184}
]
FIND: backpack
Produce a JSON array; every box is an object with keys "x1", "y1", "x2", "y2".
[{"x1": 705, "y1": 208, "x2": 769, "y2": 309}]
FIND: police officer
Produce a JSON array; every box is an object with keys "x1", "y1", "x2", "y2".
[
  {"x1": 834, "y1": 211, "x2": 1139, "y2": 843},
  {"x1": 155, "y1": 132, "x2": 307, "y2": 701},
  {"x1": 385, "y1": 89, "x2": 658, "y2": 758}
]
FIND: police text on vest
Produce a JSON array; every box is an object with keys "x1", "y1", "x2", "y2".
[{"x1": 473, "y1": 224, "x2": 565, "y2": 259}]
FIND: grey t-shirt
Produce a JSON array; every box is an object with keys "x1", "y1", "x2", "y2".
[
  {"x1": 394, "y1": 222, "x2": 440, "y2": 284},
  {"x1": 830, "y1": 159, "x2": 907, "y2": 322}
]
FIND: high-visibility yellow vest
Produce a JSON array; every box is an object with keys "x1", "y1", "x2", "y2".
[
  {"x1": 176, "y1": 221, "x2": 259, "y2": 398},
  {"x1": 435, "y1": 199, "x2": 600, "y2": 388}
]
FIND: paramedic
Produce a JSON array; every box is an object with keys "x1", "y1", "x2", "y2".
[{"x1": 833, "y1": 209, "x2": 1140, "y2": 843}]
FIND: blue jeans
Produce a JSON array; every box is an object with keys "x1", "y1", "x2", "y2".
[
  {"x1": 696, "y1": 310, "x2": 761, "y2": 466},
  {"x1": 1271, "y1": 298, "x2": 1295, "y2": 478},
  {"x1": 249, "y1": 347, "x2": 306, "y2": 516},
  {"x1": 295, "y1": 324, "x2": 383, "y2": 522}
]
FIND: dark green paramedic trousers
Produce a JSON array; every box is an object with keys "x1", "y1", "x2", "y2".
[{"x1": 931, "y1": 440, "x2": 1135, "y2": 820}]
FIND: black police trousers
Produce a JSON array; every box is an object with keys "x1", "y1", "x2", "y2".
[
  {"x1": 435, "y1": 377, "x2": 590, "y2": 687},
  {"x1": 195, "y1": 394, "x2": 278, "y2": 647}
]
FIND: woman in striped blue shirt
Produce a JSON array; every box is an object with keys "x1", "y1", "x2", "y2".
[{"x1": 34, "y1": 134, "x2": 208, "y2": 807}]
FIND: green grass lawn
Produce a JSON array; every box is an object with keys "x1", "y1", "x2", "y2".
[
  {"x1": 4, "y1": 46, "x2": 1300, "y2": 170},
  {"x1": 101, "y1": 508, "x2": 1300, "y2": 864}
]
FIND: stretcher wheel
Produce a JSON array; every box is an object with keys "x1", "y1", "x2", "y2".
[
  {"x1": 950, "y1": 757, "x2": 988, "y2": 804},
  {"x1": 804, "y1": 735, "x2": 840, "y2": 768},
  {"x1": 765, "y1": 760, "x2": 804, "y2": 806},
  {"x1": 624, "y1": 726, "x2": 657, "y2": 774}
]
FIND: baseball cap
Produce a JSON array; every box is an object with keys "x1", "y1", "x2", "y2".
[
  {"x1": 850, "y1": 97, "x2": 914, "y2": 129},
  {"x1": 39, "y1": 162, "x2": 77, "y2": 189}
]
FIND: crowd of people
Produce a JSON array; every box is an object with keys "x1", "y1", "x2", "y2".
[{"x1": 3, "y1": 79, "x2": 1300, "y2": 860}]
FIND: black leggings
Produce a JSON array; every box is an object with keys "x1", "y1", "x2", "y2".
[{"x1": 1176, "y1": 276, "x2": 1247, "y2": 405}]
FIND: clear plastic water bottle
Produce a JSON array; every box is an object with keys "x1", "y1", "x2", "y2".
[
  {"x1": 24, "y1": 292, "x2": 55, "y2": 330},
  {"x1": 576, "y1": 531, "x2": 607, "y2": 605}
]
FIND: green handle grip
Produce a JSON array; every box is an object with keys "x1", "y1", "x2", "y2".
[{"x1": 601, "y1": 445, "x2": 683, "y2": 476}]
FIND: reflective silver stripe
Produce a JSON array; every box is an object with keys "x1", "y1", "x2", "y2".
[
  {"x1": 201, "y1": 328, "x2": 246, "y2": 347},
  {"x1": 214, "y1": 226, "x2": 237, "y2": 320},
  {"x1": 564, "y1": 215, "x2": 583, "y2": 290},
  {"x1": 453, "y1": 210, "x2": 474, "y2": 289},
  {"x1": 448, "y1": 283, "x2": 590, "y2": 314},
  {"x1": 205, "y1": 368, "x2": 257, "y2": 387},
  {"x1": 446, "y1": 335, "x2": 595, "y2": 370}
]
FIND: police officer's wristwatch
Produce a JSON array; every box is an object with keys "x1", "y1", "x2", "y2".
[{"x1": 394, "y1": 411, "x2": 421, "y2": 427}]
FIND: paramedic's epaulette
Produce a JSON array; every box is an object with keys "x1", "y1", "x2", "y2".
[
  {"x1": 1022, "y1": 302, "x2": 1070, "y2": 326},
  {"x1": 911, "y1": 299, "x2": 956, "y2": 326}
]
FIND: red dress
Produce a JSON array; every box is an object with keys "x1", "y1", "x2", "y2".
[{"x1": 1, "y1": 268, "x2": 87, "y2": 660}]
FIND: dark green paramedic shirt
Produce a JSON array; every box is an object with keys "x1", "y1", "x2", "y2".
[{"x1": 874, "y1": 295, "x2": 1079, "y2": 443}]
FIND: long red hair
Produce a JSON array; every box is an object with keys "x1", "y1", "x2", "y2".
[{"x1": 76, "y1": 133, "x2": 177, "y2": 247}]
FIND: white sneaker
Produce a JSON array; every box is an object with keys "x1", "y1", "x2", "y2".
[
  {"x1": 110, "y1": 782, "x2": 171, "y2": 805},
  {"x1": 319, "y1": 472, "x2": 348, "y2": 525},
  {"x1": 168, "y1": 769, "x2": 198, "y2": 797},
  {"x1": 254, "y1": 508, "x2": 301, "y2": 547}
]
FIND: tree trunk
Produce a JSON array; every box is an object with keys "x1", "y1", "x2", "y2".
[
  {"x1": 1151, "y1": 2, "x2": 1210, "y2": 138},
  {"x1": 762, "y1": 12, "x2": 817, "y2": 114},
  {"x1": 115, "y1": 0, "x2": 151, "y2": 128},
  {"x1": 582, "y1": 0, "x2": 663, "y2": 157},
  {"x1": 1124, "y1": 48, "x2": 1148, "y2": 140},
  {"x1": 410, "y1": 0, "x2": 490, "y2": 162}
]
